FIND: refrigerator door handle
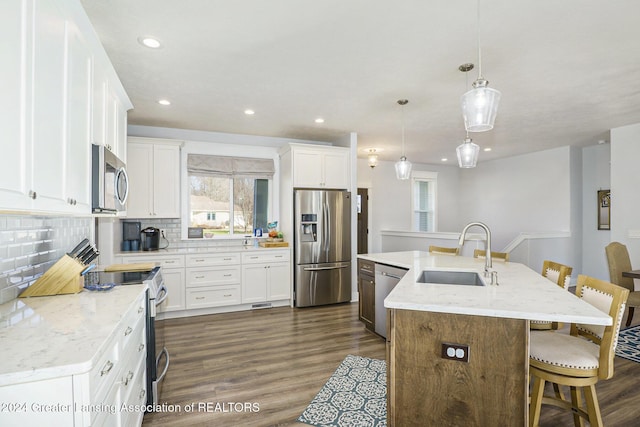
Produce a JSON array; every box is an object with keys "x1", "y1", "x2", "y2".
[{"x1": 303, "y1": 265, "x2": 350, "y2": 271}]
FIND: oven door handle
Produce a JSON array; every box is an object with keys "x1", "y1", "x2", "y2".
[
  {"x1": 155, "y1": 285, "x2": 168, "y2": 307},
  {"x1": 156, "y1": 347, "x2": 170, "y2": 383}
]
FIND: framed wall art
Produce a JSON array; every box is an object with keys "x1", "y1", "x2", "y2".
[{"x1": 597, "y1": 190, "x2": 610, "y2": 230}]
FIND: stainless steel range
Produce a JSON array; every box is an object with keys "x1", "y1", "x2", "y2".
[{"x1": 85, "y1": 267, "x2": 169, "y2": 406}]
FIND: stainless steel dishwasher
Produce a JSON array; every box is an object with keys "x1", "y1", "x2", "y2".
[{"x1": 374, "y1": 263, "x2": 408, "y2": 338}]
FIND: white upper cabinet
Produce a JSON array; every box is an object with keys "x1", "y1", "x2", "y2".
[
  {"x1": 126, "y1": 138, "x2": 182, "y2": 218},
  {"x1": 290, "y1": 145, "x2": 350, "y2": 189},
  {"x1": 0, "y1": 0, "x2": 132, "y2": 214},
  {"x1": 0, "y1": 0, "x2": 32, "y2": 211}
]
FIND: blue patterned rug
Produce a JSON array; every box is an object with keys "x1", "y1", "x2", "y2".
[
  {"x1": 616, "y1": 325, "x2": 640, "y2": 363},
  {"x1": 297, "y1": 354, "x2": 387, "y2": 427}
]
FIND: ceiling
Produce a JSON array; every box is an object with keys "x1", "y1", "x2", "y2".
[{"x1": 80, "y1": 0, "x2": 640, "y2": 165}]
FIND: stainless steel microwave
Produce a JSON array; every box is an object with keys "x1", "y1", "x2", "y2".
[{"x1": 91, "y1": 144, "x2": 128, "y2": 214}]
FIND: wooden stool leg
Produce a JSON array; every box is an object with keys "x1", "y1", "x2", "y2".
[
  {"x1": 569, "y1": 386, "x2": 585, "y2": 427},
  {"x1": 552, "y1": 383, "x2": 564, "y2": 400},
  {"x1": 529, "y1": 375, "x2": 545, "y2": 427},
  {"x1": 584, "y1": 384, "x2": 603, "y2": 427}
]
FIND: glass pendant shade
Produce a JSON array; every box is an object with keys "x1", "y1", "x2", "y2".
[
  {"x1": 367, "y1": 152, "x2": 378, "y2": 168},
  {"x1": 395, "y1": 156, "x2": 412, "y2": 180},
  {"x1": 461, "y1": 78, "x2": 501, "y2": 132},
  {"x1": 456, "y1": 137, "x2": 480, "y2": 168}
]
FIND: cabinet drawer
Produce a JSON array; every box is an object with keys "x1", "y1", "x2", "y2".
[
  {"x1": 121, "y1": 354, "x2": 147, "y2": 427},
  {"x1": 358, "y1": 259, "x2": 375, "y2": 276},
  {"x1": 120, "y1": 293, "x2": 146, "y2": 356},
  {"x1": 186, "y1": 266, "x2": 241, "y2": 288},
  {"x1": 124, "y1": 254, "x2": 185, "y2": 269},
  {"x1": 242, "y1": 250, "x2": 289, "y2": 264},
  {"x1": 89, "y1": 336, "x2": 120, "y2": 408},
  {"x1": 186, "y1": 253, "x2": 240, "y2": 267},
  {"x1": 186, "y1": 286, "x2": 241, "y2": 309}
]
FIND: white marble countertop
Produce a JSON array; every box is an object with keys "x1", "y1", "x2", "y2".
[
  {"x1": 358, "y1": 251, "x2": 611, "y2": 325},
  {"x1": 0, "y1": 285, "x2": 146, "y2": 386}
]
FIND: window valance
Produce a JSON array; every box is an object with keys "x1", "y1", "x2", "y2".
[{"x1": 187, "y1": 154, "x2": 275, "y2": 179}]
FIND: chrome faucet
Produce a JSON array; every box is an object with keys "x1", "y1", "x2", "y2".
[{"x1": 458, "y1": 222, "x2": 493, "y2": 277}]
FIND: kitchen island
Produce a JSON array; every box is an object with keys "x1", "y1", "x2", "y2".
[{"x1": 357, "y1": 251, "x2": 610, "y2": 427}]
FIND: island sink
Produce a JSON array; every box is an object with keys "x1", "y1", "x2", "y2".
[{"x1": 417, "y1": 270, "x2": 485, "y2": 286}]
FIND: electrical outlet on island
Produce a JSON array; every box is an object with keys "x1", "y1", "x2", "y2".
[{"x1": 159, "y1": 229, "x2": 167, "y2": 238}]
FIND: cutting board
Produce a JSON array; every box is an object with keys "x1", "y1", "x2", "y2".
[
  {"x1": 104, "y1": 263, "x2": 156, "y2": 272},
  {"x1": 259, "y1": 241, "x2": 289, "y2": 248}
]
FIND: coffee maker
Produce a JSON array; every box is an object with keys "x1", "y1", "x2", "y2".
[
  {"x1": 141, "y1": 227, "x2": 160, "y2": 251},
  {"x1": 122, "y1": 221, "x2": 141, "y2": 251}
]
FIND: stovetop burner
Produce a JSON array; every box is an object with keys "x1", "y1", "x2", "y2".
[{"x1": 84, "y1": 270, "x2": 154, "y2": 287}]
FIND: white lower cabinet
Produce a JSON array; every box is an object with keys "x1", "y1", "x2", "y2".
[
  {"x1": 241, "y1": 250, "x2": 291, "y2": 304},
  {"x1": 0, "y1": 291, "x2": 147, "y2": 427},
  {"x1": 186, "y1": 254, "x2": 241, "y2": 309}
]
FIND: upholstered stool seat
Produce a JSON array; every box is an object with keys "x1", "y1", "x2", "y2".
[{"x1": 530, "y1": 331, "x2": 599, "y2": 374}]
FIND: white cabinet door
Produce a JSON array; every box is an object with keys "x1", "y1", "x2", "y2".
[
  {"x1": 30, "y1": 0, "x2": 67, "y2": 212},
  {"x1": 0, "y1": 0, "x2": 31, "y2": 211},
  {"x1": 91, "y1": 66, "x2": 107, "y2": 147},
  {"x1": 242, "y1": 263, "x2": 268, "y2": 303},
  {"x1": 292, "y1": 149, "x2": 323, "y2": 188},
  {"x1": 161, "y1": 268, "x2": 186, "y2": 312},
  {"x1": 126, "y1": 142, "x2": 154, "y2": 217},
  {"x1": 126, "y1": 140, "x2": 181, "y2": 218},
  {"x1": 267, "y1": 262, "x2": 291, "y2": 300},
  {"x1": 153, "y1": 143, "x2": 181, "y2": 217},
  {"x1": 64, "y1": 19, "x2": 92, "y2": 213},
  {"x1": 322, "y1": 150, "x2": 350, "y2": 189}
]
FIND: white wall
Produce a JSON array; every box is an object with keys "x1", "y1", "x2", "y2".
[
  {"x1": 457, "y1": 146, "x2": 572, "y2": 251},
  {"x1": 611, "y1": 123, "x2": 640, "y2": 264},
  {"x1": 581, "y1": 143, "x2": 611, "y2": 280}
]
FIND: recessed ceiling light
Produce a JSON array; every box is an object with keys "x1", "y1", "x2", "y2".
[
  {"x1": 244, "y1": 109, "x2": 255, "y2": 115},
  {"x1": 138, "y1": 36, "x2": 162, "y2": 49},
  {"x1": 483, "y1": 147, "x2": 492, "y2": 152},
  {"x1": 441, "y1": 158, "x2": 448, "y2": 162},
  {"x1": 158, "y1": 99, "x2": 171, "y2": 106},
  {"x1": 315, "y1": 118, "x2": 325, "y2": 124}
]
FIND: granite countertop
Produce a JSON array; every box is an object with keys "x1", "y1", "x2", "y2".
[
  {"x1": 0, "y1": 285, "x2": 146, "y2": 386},
  {"x1": 358, "y1": 251, "x2": 611, "y2": 326}
]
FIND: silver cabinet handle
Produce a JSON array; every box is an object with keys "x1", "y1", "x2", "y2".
[
  {"x1": 123, "y1": 370, "x2": 134, "y2": 386},
  {"x1": 165, "y1": 260, "x2": 175, "y2": 264},
  {"x1": 138, "y1": 306, "x2": 144, "y2": 314},
  {"x1": 195, "y1": 296, "x2": 205, "y2": 300},
  {"x1": 100, "y1": 360, "x2": 114, "y2": 376},
  {"x1": 223, "y1": 274, "x2": 232, "y2": 277},
  {"x1": 138, "y1": 343, "x2": 145, "y2": 352},
  {"x1": 195, "y1": 259, "x2": 205, "y2": 262},
  {"x1": 224, "y1": 294, "x2": 232, "y2": 297},
  {"x1": 195, "y1": 275, "x2": 205, "y2": 279},
  {"x1": 223, "y1": 258, "x2": 233, "y2": 261},
  {"x1": 124, "y1": 326, "x2": 133, "y2": 336},
  {"x1": 139, "y1": 389, "x2": 146, "y2": 400}
]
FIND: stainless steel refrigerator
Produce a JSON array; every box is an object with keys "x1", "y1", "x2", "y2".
[{"x1": 294, "y1": 189, "x2": 351, "y2": 307}]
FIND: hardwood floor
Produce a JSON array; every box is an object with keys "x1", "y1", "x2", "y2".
[{"x1": 143, "y1": 303, "x2": 640, "y2": 427}]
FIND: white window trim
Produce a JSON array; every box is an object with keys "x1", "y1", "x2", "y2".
[{"x1": 411, "y1": 171, "x2": 438, "y2": 232}]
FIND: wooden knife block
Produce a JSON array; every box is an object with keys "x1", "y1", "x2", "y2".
[{"x1": 19, "y1": 255, "x2": 86, "y2": 297}]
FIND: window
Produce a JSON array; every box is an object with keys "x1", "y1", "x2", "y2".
[
  {"x1": 187, "y1": 154, "x2": 274, "y2": 238},
  {"x1": 412, "y1": 171, "x2": 437, "y2": 232}
]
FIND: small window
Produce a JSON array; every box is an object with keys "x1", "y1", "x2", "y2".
[{"x1": 412, "y1": 171, "x2": 437, "y2": 232}]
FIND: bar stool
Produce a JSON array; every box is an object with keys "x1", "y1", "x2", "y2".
[{"x1": 528, "y1": 275, "x2": 629, "y2": 427}]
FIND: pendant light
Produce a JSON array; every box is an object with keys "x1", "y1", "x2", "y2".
[
  {"x1": 395, "y1": 99, "x2": 412, "y2": 180},
  {"x1": 456, "y1": 133, "x2": 480, "y2": 168},
  {"x1": 461, "y1": 0, "x2": 501, "y2": 132},
  {"x1": 457, "y1": 63, "x2": 480, "y2": 168},
  {"x1": 367, "y1": 149, "x2": 379, "y2": 169}
]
